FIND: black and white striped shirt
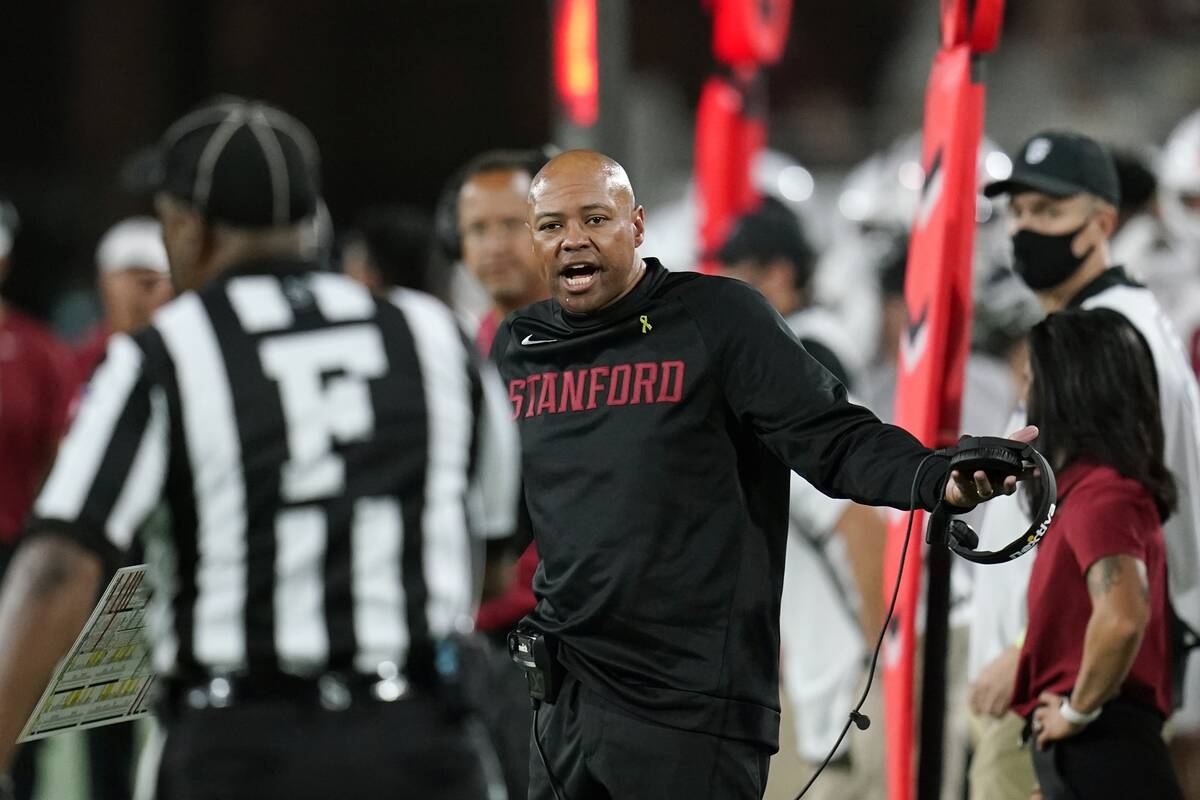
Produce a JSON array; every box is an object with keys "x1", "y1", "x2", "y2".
[{"x1": 31, "y1": 258, "x2": 520, "y2": 682}]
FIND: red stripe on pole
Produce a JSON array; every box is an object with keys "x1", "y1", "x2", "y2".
[
  {"x1": 882, "y1": 3, "x2": 995, "y2": 791},
  {"x1": 694, "y1": 74, "x2": 762, "y2": 273},
  {"x1": 712, "y1": 0, "x2": 792, "y2": 67}
]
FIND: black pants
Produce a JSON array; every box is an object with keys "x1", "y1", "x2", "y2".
[
  {"x1": 529, "y1": 673, "x2": 771, "y2": 800},
  {"x1": 10, "y1": 715, "x2": 133, "y2": 800},
  {"x1": 87, "y1": 722, "x2": 135, "y2": 800},
  {"x1": 157, "y1": 697, "x2": 488, "y2": 800},
  {"x1": 477, "y1": 634, "x2": 533, "y2": 800},
  {"x1": 8, "y1": 742, "x2": 37, "y2": 800},
  {"x1": 1031, "y1": 699, "x2": 1183, "y2": 800}
]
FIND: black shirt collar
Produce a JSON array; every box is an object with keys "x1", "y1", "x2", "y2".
[
  {"x1": 557, "y1": 257, "x2": 670, "y2": 330},
  {"x1": 1067, "y1": 265, "x2": 1142, "y2": 309}
]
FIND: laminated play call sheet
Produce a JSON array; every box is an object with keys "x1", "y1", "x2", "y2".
[{"x1": 18, "y1": 566, "x2": 155, "y2": 741}]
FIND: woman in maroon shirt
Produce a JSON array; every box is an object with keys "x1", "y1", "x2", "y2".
[{"x1": 1012, "y1": 308, "x2": 1183, "y2": 799}]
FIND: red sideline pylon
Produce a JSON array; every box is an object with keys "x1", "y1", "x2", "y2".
[{"x1": 882, "y1": 1, "x2": 1004, "y2": 798}]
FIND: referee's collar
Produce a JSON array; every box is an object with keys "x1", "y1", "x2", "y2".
[
  {"x1": 1067, "y1": 265, "x2": 1142, "y2": 309},
  {"x1": 210, "y1": 256, "x2": 323, "y2": 285}
]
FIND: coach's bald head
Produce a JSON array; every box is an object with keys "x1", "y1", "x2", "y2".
[
  {"x1": 527, "y1": 150, "x2": 646, "y2": 314},
  {"x1": 530, "y1": 150, "x2": 636, "y2": 211}
]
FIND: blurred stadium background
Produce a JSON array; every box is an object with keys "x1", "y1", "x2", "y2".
[
  {"x1": 2, "y1": 2, "x2": 1200, "y2": 798},
  {"x1": 3, "y1": 1, "x2": 1199, "y2": 328}
]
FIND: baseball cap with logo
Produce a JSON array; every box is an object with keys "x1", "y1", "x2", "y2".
[
  {"x1": 148, "y1": 96, "x2": 321, "y2": 228},
  {"x1": 984, "y1": 130, "x2": 1121, "y2": 207}
]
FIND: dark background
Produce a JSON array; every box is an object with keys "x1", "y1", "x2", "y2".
[{"x1": 2, "y1": 0, "x2": 1197, "y2": 318}]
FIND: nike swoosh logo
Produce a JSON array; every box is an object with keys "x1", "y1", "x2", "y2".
[{"x1": 521, "y1": 334, "x2": 558, "y2": 346}]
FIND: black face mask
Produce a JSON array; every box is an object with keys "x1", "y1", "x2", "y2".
[{"x1": 1011, "y1": 222, "x2": 1093, "y2": 291}]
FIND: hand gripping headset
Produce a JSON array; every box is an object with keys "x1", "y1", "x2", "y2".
[
  {"x1": 796, "y1": 435, "x2": 1056, "y2": 799},
  {"x1": 925, "y1": 435, "x2": 1057, "y2": 563}
]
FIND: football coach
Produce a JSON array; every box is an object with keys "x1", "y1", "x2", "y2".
[{"x1": 493, "y1": 149, "x2": 1033, "y2": 800}]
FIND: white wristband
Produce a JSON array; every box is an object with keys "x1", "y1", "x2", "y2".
[{"x1": 1060, "y1": 697, "x2": 1102, "y2": 726}]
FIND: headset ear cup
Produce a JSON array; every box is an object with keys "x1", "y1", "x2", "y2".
[
  {"x1": 950, "y1": 446, "x2": 1023, "y2": 476},
  {"x1": 941, "y1": 443, "x2": 1057, "y2": 565},
  {"x1": 434, "y1": 179, "x2": 462, "y2": 261}
]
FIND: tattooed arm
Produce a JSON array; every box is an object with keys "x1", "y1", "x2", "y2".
[
  {"x1": 1070, "y1": 554, "x2": 1152, "y2": 713},
  {"x1": 1033, "y1": 554, "x2": 1151, "y2": 747}
]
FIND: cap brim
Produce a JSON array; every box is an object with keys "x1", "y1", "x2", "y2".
[
  {"x1": 984, "y1": 169, "x2": 1089, "y2": 199},
  {"x1": 983, "y1": 170, "x2": 1089, "y2": 200}
]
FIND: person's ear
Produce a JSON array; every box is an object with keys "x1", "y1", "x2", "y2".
[
  {"x1": 765, "y1": 260, "x2": 794, "y2": 294},
  {"x1": 1093, "y1": 202, "x2": 1118, "y2": 240},
  {"x1": 158, "y1": 195, "x2": 204, "y2": 258},
  {"x1": 632, "y1": 205, "x2": 645, "y2": 248},
  {"x1": 158, "y1": 195, "x2": 212, "y2": 289},
  {"x1": 195, "y1": 215, "x2": 216, "y2": 260}
]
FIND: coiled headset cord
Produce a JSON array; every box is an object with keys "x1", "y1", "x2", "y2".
[{"x1": 794, "y1": 451, "x2": 944, "y2": 799}]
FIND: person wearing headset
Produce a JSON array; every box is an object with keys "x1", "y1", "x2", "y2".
[
  {"x1": 448, "y1": 149, "x2": 552, "y2": 355},
  {"x1": 442, "y1": 148, "x2": 552, "y2": 800},
  {"x1": 1013, "y1": 308, "x2": 1183, "y2": 799}
]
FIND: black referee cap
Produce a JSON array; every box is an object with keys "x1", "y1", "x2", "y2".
[
  {"x1": 150, "y1": 97, "x2": 321, "y2": 228},
  {"x1": 984, "y1": 130, "x2": 1120, "y2": 207}
]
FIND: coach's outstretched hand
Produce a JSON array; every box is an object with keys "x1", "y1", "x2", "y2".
[{"x1": 943, "y1": 425, "x2": 1039, "y2": 509}]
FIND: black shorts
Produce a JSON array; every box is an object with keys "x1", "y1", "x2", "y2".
[{"x1": 529, "y1": 672, "x2": 771, "y2": 800}]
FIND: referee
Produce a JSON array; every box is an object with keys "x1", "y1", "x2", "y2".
[
  {"x1": 0, "y1": 98, "x2": 521, "y2": 800},
  {"x1": 497, "y1": 150, "x2": 1030, "y2": 800}
]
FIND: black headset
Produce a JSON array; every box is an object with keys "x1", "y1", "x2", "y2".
[
  {"x1": 796, "y1": 435, "x2": 1056, "y2": 799},
  {"x1": 925, "y1": 435, "x2": 1056, "y2": 563}
]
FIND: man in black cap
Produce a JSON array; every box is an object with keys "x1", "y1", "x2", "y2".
[
  {"x1": 0, "y1": 97, "x2": 521, "y2": 800},
  {"x1": 982, "y1": 130, "x2": 1124, "y2": 313},
  {"x1": 967, "y1": 130, "x2": 1200, "y2": 800}
]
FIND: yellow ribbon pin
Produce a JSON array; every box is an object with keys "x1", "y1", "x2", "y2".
[{"x1": 640, "y1": 315, "x2": 652, "y2": 334}]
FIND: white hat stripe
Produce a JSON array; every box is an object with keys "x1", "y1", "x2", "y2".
[
  {"x1": 192, "y1": 107, "x2": 247, "y2": 213},
  {"x1": 247, "y1": 109, "x2": 291, "y2": 227},
  {"x1": 259, "y1": 107, "x2": 320, "y2": 172},
  {"x1": 161, "y1": 101, "x2": 245, "y2": 151}
]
